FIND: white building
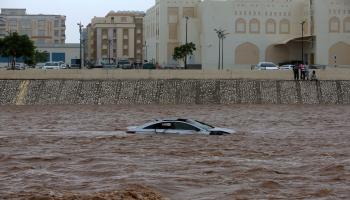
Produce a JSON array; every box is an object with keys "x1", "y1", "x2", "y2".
[
  {"x1": 144, "y1": 0, "x2": 350, "y2": 69},
  {"x1": 144, "y1": 0, "x2": 202, "y2": 66}
]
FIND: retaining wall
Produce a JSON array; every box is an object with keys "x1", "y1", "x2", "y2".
[{"x1": 0, "y1": 80, "x2": 349, "y2": 105}]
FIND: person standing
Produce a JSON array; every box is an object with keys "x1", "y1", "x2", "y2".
[
  {"x1": 293, "y1": 65, "x2": 299, "y2": 80},
  {"x1": 300, "y1": 64, "x2": 305, "y2": 80}
]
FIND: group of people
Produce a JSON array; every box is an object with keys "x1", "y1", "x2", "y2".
[{"x1": 293, "y1": 64, "x2": 317, "y2": 81}]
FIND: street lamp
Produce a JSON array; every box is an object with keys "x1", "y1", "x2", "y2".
[
  {"x1": 143, "y1": 41, "x2": 148, "y2": 62},
  {"x1": 214, "y1": 29, "x2": 229, "y2": 70},
  {"x1": 184, "y1": 16, "x2": 190, "y2": 69},
  {"x1": 300, "y1": 20, "x2": 306, "y2": 65},
  {"x1": 108, "y1": 39, "x2": 112, "y2": 64},
  {"x1": 77, "y1": 22, "x2": 83, "y2": 69}
]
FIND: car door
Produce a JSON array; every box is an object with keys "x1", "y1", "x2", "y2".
[
  {"x1": 142, "y1": 122, "x2": 170, "y2": 134},
  {"x1": 165, "y1": 122, "x2": 200, "y2": 134}
]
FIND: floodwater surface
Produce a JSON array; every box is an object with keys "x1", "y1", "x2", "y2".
[{"x1": 0, "y1": 105, "x2": 350, "y2": 199}]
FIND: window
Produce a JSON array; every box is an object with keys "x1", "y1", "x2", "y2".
[
  {"x1": 280, "y1": 19, "x2": 290, "y2": 34},
  {"x1": 54, "y1": 30, "x2": 59, "y2": 37},
  {"x1": 173, "y1": 122, "x2": 199, "y2": 131},
  {"x1": 54, "y1": 20, "x2": 59, "y2": 27},
  {"x1": 38, "y1": 30, "x2": 45, "y2": 36},
  {"x1": 235, "y1": 18, "x2": 246, "y2": 33},
  {"x1": 183, "y1": 7, "x2": 195, "y2": 18},
  {"x1": 37, "y1": 20, "x2": 46, "y2": 30},
  {"x1": 329, "y1": 17, "x2": 340, "y2": 33},
  {"x1": 266, "y1": 19, "x2": 276, "y2": 34},
  {"x1": 145, "y1": 123, "x2": 172, "y2": 129},
  {"x1": 121, "y1": 17, "x2": 127, "y2": 22},
  {"x1": 344, "y1": 17, "x2": 350, "y2": 32},
  {"x1": 249, "y1": 18, "x2": 260, "y2": 33}
]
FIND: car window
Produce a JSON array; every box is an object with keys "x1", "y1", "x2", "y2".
[
  {"x1": 266, "y1": 63, "x2": 276, "y2": 67},
  {"x1": 144, "y1": 122, "x2": 172, "y2": 129},
  {"x1": 173, "y1": 122, "x2": 200, "y2": 131},
  {"x1": 194, "y1": 120, "x2": 214, "y2": 130}
]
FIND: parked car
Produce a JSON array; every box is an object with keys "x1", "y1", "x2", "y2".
[
  {"x1": 102, "y1": 63, "x2": 118, "y2": 69},
  {"x1": 42, "y1": 62, "x2": 60, "y2": 70},
  {"x1": 117, "y1": 60, "x2": 132, "y2": 69},
  {"x1": 143, "y1": 63, "x2": 155, "y2": 69},
  {"x1": 309, "y1": 64, "x2": 326, "y2": 70},
  {"x1": 58, "y1": 61, "x2": 69, "y2": 69},
  {"x1": 279, "y1": 64, "x2": 294, "y2": 70},
  {"x1": 6, "y1": 63, "x2": 25, "y2": 70},
  {"x1": 256, "y1": 62, "x2": 279, "y2": 70},
  {"x1": 127, "y1": 118, "x2": 235, "y2": 135}
]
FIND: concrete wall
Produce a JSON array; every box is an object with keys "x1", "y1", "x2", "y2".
[
  {"x1": 1, "y1": 79, "x2": 349, "y2": 105},
  {"x1": 1, "y1": 68, "x2": 350, "y2": 80}
]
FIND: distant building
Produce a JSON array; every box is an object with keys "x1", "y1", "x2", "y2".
[
  {"x1": 144, "y1": 0, "x2": 350, "y2": 69},
  {"x1": 36, "y1": 43, "x2": 80, "y2": 66},
  {"x1": 86, "y1": 11, "x2": 145, "y2": 65},
  {"x1": 144, "y1": 0, "x2": 201, "y2": 67},
  {"x1": 0, "y1": 8, "x2": 66, "y2": 45}
]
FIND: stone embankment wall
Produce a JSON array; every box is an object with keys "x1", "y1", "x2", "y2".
[{"x1": 0, "y1": 80, "x2": 349, "y2": 105}]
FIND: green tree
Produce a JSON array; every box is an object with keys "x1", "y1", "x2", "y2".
[
  {"x1": 173, "y1": 42, "x2": 196, "y2": 69},
  {"x1": 1, "y1": 32, "x2": 35, "y2": 70},
  {"x1": 24, "y1": 50, "x2": 49, "y2": 67},
  {"x1": 0, "y1": 38, "x2": 4, "y2": 55}
]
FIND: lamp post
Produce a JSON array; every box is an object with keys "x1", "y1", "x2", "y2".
[
  {"x1": 215, "y1": 29, "x2": 229, "y2": 70},
  {"x1": 300, "y1": 20, "x2": 306, "y2": 65},
  {"x1": 214, "y1": 29, "x2": 222, "y2": 70},
  {"x1": 143, "y1": 41, "x2": 148, "y2": 62},
  {"x1": 108, "y1": 39, "x2": 112, "y2": 64},
  {"x1": 184, "y1": 16, "x2": 189, "y2": 69},
  {"x1": 77, "y1": 22, "x2": 83, "y2": 69}
]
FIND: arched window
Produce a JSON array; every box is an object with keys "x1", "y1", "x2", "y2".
[
  {"x1": 279, "y1": 19, "x2": 290, "y2": 34},
  {"x1": 343, "y1": 17, "x2": 350, "y2": 33},
  {"x1": 249, "y1": 18, "x2": 260, "y2": 33},
  {"x1": 265, "y1": 19, "x2": 276, "y2": 34},
  {"x1": 329, "y1": 16, "x2": 340, "y2": 33},
  {"x1": 235, "y1": 18, "x2": 246, "y2": 33}
]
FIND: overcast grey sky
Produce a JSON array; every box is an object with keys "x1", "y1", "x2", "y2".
[{"x1": 1, "y1": 0, "x2": 154, "y2": 43}]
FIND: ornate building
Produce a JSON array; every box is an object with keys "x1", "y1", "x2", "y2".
[{"x1": 144, "y1": 0, "x2": 350, "y2": 69}]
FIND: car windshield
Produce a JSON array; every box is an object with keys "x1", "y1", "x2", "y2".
[
  {"x1": 46, "y1": 63, "x2": 59, "y2": 66},
  {"x1": 194, "y1": 120, "x2": 214, "y2": 130},
  {"x1": 118, "y1": 61, "x2": 129, "y2": 64},
  {"x1": 265, "y1": 63, "x2": 277, "y2": 67}
]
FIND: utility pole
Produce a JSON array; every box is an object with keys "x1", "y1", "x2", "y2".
[
  {"x1": 108, "y1": 39, "x2": 112, "y2": 64},
  {"x1": 185, "y1": 16, "x2": 189, "y2": 69},
  {"x1": 301, "y1": 20, "x2": 306, "y2": 65},
  {"x1": 215, "y1": 29, "x2": 229, "y2": 70},
  {"x1": 77, "y1": 22, "x2": 83, "y2": 69}
]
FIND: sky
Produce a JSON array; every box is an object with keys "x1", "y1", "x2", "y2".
[{"x1": 1, "y1": 0, "x2": 154, "y2": 43}]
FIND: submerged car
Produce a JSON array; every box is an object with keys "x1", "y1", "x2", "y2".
[{"x1": 127, "y1": 118, "x2": 235, "y2": 135}]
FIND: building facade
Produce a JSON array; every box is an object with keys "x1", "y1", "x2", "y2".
[
  {"x1": 144, "y1": 0, "x2": 350, "y2": 69},
  {"x1": 0, "y1": 8, "x2": 66, "y2": 45},
  {"x1": 144, "y1": 0, "x2": 201, "y2": 66},
  {"x1": 86, "y1": 11, "x2": 144, "y2": 65}
]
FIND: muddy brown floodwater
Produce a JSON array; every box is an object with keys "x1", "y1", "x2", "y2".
[{"x1": 0, "y1": 105, "x2": 350, "y2": 200}]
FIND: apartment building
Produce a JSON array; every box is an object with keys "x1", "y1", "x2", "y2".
[
  {"x1": 87, "y1": 11, "x2": 145, "y2": 65},
  {"x1": 0, "y1": 8, "x2": 66, "y2": 44},
  {"x1": 144, "y1": 0, "x2": 201, "y2": 66},
  {"x1": 144, "y1": 0, "x2": 350, "y2": 69}
]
